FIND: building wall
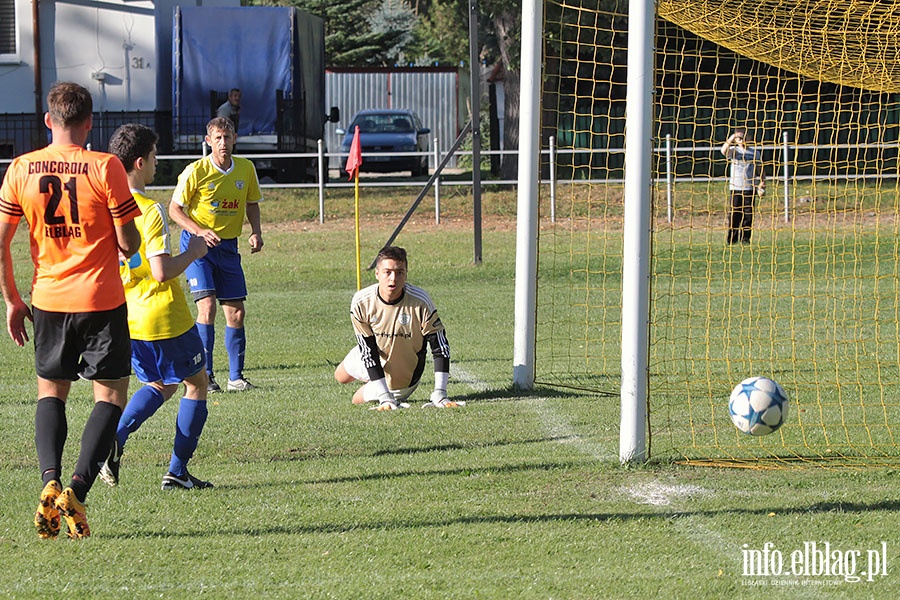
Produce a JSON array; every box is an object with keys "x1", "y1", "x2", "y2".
[
  {"x1": 0, "y1": 0, "x2": 238, "y2": 115},
  {"x1": 0, "y1": 0, "x2": 37, "y2": 114}
]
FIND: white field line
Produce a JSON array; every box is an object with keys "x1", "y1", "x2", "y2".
[
  {"x1": 449, "y1": 365, "x2": 490, "y2": 393},
  {"x1": 451, "y1": 364, "x2": 611, "y2": 459},
  {"x1": 623, "y1": 482, "x2": 753, "y2": 582},
  {"x1": 623, "y1": 482, "x2": 709, "y2": 507},
  {"x1": 623, "y1": 483, "x2": 736, "y2": 557},
  {"x1": 526, "y1": 396, "x2": 612, "y2": 460},
  {"x1": 454, "y1": 365, "x2": 829, "y2": 594},
  {"x1": 621, "y1": 483, "x2": 834, "y2": 596}
]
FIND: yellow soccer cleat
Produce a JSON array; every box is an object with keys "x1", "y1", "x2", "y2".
[
  {"x1": 34, "y1": 480, "x2": 62, "y2": 539},
  {"x1": 55, "y1": 487, "x2": 91, "y2": 539}
]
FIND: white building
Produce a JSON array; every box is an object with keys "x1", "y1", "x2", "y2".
[{"x1": 1, "y1": 0, "x2": 239, "y2": 115}]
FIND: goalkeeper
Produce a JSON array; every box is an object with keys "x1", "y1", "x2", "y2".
[{"x1": 334, "y1": 246, "x2": 458, "y2": 410}]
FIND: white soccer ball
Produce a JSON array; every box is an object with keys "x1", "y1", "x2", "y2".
[{"x1": 728, "y1": 376, "x2": 789, "y2": 436}]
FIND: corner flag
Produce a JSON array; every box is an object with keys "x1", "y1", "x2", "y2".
[
  {"x1": 347, "y1": 125, "x2": 364, "y2": 288},
  {"x1": 346, "y1": 125, "x2": 362, "y2": 180}
]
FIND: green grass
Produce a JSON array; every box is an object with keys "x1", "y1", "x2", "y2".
[
  {"x1": 536, "y1": 183, "x2": 900, "y2": 467},
  {"x1": 1, "y1": 192, "x2": 899, "y2": 598}
]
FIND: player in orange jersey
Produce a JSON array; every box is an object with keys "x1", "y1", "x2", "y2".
[{"x1": 0, "y1": 82, "x2": 141, "y2": 539}]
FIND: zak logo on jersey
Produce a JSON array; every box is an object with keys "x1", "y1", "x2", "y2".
[
  {"x1": 211, "y1": 199, "x2": 241, "y2": 210},
  {"x1": 398, "y1": 313, "x2": 411, "y2": 326}
]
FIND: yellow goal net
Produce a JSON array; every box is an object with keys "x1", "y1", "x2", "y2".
[{"x1": 536, "y1": 0, "x2": 900, "y2": 467}]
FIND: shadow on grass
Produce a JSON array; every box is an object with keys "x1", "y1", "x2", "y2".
[
  {"x1": 450, "y1": 384, "x2": 600, "y2": 403},
  {"x1": 222, "y1": 458, "x2": 601, "y2": 488},
  {"x1": 104, "y1": 497, "x2": 900, "y2": 540},
  {"x1": 368, "y1": 436, "x2": 582, "y2": 457}
]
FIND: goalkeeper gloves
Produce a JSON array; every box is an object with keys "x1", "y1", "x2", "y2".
[
  {"x1": 422, "y1": 389, "x2": 465, "y2": 408},
  {"x1": 370, "y1": 392, "x2": 409, "y2": 411}
]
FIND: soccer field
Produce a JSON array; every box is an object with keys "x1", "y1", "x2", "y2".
[{"x1": 0, "y1": 191, "x2": 897, "y2": 598}]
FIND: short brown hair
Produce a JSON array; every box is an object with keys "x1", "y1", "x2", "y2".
[
  {"x1": 109, "y1": 124, "x2": 159, "y2": 173},
  {"x1": 206, "y1": 116, "x2": 236, "y2": 136},
  {"x1": 375, "y1": 246, "x2": 408, "y2": 267},
  {"x1": 46, "y1": 82, "x2": 93, "y2": 127}
]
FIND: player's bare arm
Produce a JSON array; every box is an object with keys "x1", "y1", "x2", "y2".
[
  {"x1": 168, "y1": 201, "x2": 220, "y2": 247},
  {"x1": 721, "y1": 133, "x2": 737, "y2": 157},
  {"x1": 0, "y1": 221, "x2": 32, "y2": 346},
  {"x1": 149, "y1": 234, "x2": 208, "y2": 283},
  {"x1": 246, "y1": 202, "x2": 263, "y2": 253},
  {"x1": 116, "y1": 220, "x2": 142, "y2": 259}
]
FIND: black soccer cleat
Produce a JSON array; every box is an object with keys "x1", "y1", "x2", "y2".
[
  {"x1": 161, "y1": 470, "x2": 214, "y2": 490},
  {"x1": 99, "y1": 438, "x2": 122, "y2": 487}
]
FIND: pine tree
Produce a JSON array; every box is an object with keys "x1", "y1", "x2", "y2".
[{"x1": 257, "y1": 0, "x2": 419, "y2": 66}]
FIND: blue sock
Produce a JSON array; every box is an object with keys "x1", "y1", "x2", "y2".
[
  {"x1": 196, "y1": 322, "x2": 215, "y2": 375},
  {"x1": 117, "y1": 386, "x2": 166, "y2": 449},
  {"x1": 225, "y1": 326, "x2": 246, "y2": 381},
  {"x1": 169, "y1": 398, "x2": 208, "y2": 477}
]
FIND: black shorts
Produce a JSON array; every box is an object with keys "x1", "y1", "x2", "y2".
[{"x1": 33, "y1": 304, "x2": 132, "y2": 381}]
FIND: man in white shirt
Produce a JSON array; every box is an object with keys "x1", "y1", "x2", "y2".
[
  {"x1": 721, "y1": 127, "x2": 766, "y2": 245},
  {"x1": 216, "y1": 88, "x2": 241, "y2": 132}
]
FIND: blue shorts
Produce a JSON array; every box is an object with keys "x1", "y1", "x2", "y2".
[
  {"x1": 181, "y1": 232, "x2": 247, "y2": 302},
  {"x1": 131, "y1": 326, "x2": 206, "y2": 385}
]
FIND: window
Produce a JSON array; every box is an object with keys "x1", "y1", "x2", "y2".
[{"x1": 1, "y1": 0, "x2": 18, "y2": 62}]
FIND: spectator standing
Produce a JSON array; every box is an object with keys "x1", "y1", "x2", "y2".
[{"x1": 721, "y1": 127, "x2": 766, "y2": 245}]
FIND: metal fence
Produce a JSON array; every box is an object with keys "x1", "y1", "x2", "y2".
[
  {"x1": 325, "y1": 67, "x2": 469, "y2": 169},
  {"x1": 3, "y1": 116, "x2": 897, "y2": 227}
]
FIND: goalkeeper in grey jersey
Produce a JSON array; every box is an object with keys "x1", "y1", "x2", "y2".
[{"x1": 334, "y1": 246, "x2": 460, "y2": 410}]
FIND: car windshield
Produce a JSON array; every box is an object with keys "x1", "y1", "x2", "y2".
[{"x1": 353, "y1": 114, "x2": 414, "y2": 134}]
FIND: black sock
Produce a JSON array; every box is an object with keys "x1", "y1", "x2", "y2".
[
  {"x1": 35, "y1": 397, "x2": 67, "y2": 486},
  {"x1": 71, "y1": 401, "x2": 122, "y2": 502}
]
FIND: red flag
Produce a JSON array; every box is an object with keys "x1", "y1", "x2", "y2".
[{"x1": 345, "y1": 125, "x2": 362, "y2": 180}]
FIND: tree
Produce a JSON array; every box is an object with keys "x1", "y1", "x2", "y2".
[
  {"x1": 411, "y1": 0, "x2": 523, "y2": 175},
  {"x1": 253, "y1": 0, "x2": 416, "y2": 66},
  {"x1": 477, "y1": 0, "x2": 521, "y2": 178},
  {"x1": 368, "y1": 0, "x2": 419, "y2": 66},
  {"x1": 411, "y1": 0, "x2": 469, "y2": 65},
  {"x1": 498, "y1": 7, "x2": 521, "y2": 178}
]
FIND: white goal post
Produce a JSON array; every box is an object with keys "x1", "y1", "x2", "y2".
[
  {"x1": 514, "y1": 0, "x2": 653, "y2": 463},
  {"x1": 512, "y1": 0, "x2": 543, "y2": 391}
]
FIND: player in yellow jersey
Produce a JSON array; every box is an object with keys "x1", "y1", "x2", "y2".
[
  {"x1": 169, "y1": 117, "x2": 263, "y2": 392},
  {"x1": 0, "y1": 82, "x2": 141, "y2": 538},
  {"x1": 334, "y1": 246, "x2": 459, "y2": 410},
  {"x1": 104, "y1": 123, "x2": 214, "y2": 490}
]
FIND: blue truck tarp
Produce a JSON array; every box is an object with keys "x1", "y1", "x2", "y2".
[{"x1": 173, "y1": 6, "x2": 324, "y2": 140}]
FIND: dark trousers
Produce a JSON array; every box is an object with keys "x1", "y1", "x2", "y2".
[{"x1": 727, "y1": 189, "x2": 755, "y2": 244}]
